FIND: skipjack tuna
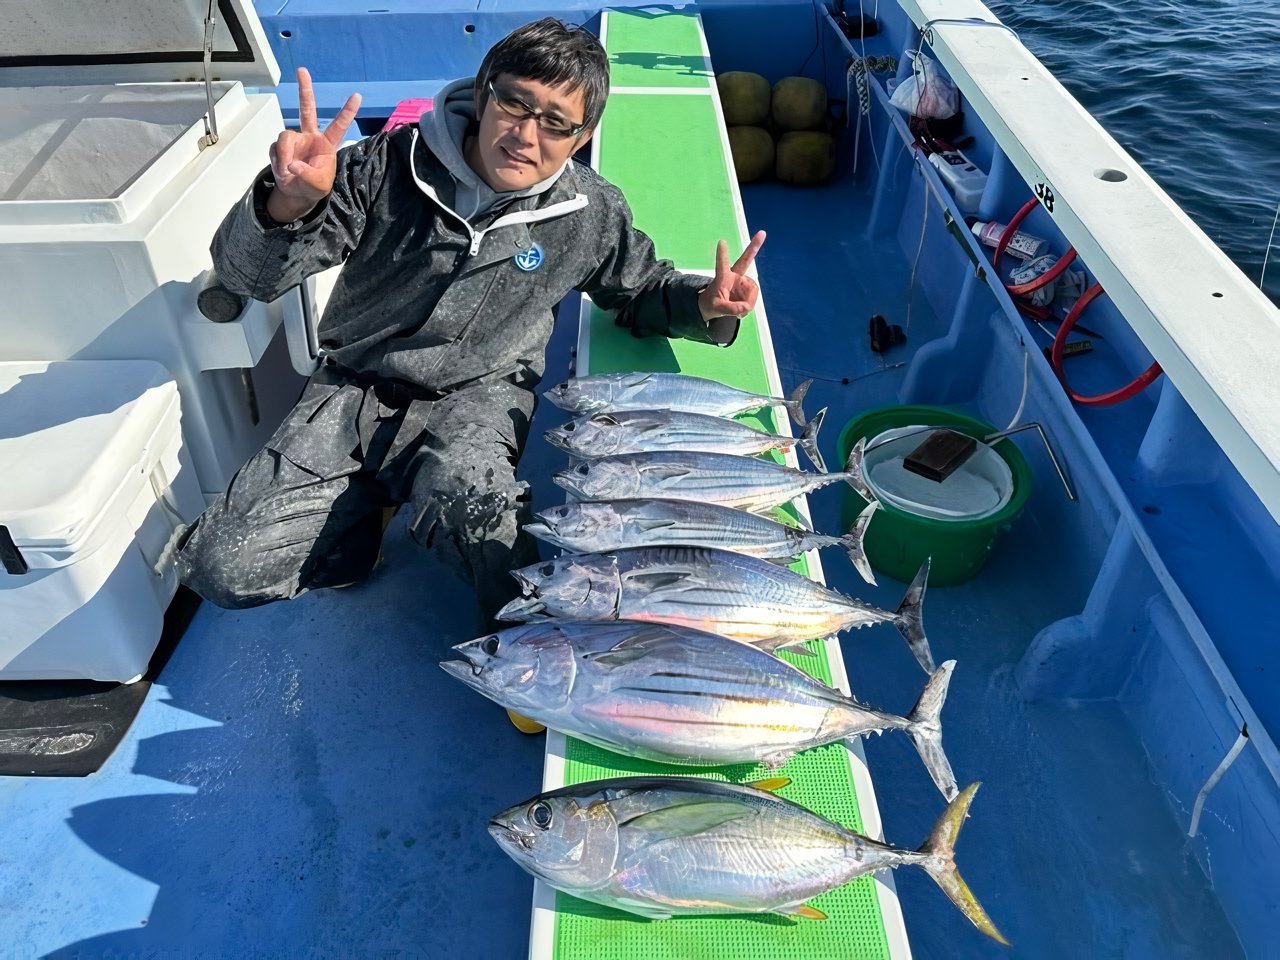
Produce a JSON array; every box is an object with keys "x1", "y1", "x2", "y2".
[
  {"x1": 544, "y1": 371, "x2": 812, "y2": 426},
  {"x1": 498, "y1": 547, "x2": 937, "y2": 673},
  {"x1": 545, "y1": 408, "x2": 829, "y2": 473},
  {"x1": 552, "y1": 439, "x2": 875, "y2": 518},
  {"x1": 525, "y1": 497, "x2": 880, "y2": 583}
]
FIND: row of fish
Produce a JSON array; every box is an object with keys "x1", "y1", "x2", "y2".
[{"x1": 442, "y1": 370, "x2": 1004, "y2": 943}]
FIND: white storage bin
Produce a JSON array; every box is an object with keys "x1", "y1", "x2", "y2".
[
  {"x1": 0, "y1": 0, "x2": 305, "y2": 501},
  {"x1": 0, "y1": 360, "x2": 205, "y2": 682}
]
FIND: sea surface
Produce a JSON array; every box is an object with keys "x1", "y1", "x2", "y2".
[{"x1": 985, "y1": 0, "x2": 1280, "y2": 304}]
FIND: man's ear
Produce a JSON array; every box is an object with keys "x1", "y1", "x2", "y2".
[{"x1": 574, "y1": 128, "x2": 596, "y2": 152}]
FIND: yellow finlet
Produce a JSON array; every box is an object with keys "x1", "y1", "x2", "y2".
[
  {"x1": 744, "y1": 776, "x2": 792, "y2": 793},
  {"x1": 792, "y1": 904, "x2": 828, "y2": 920},
  {"x1": 506, "y1": 710, "x2": 546, "y2": 734}
]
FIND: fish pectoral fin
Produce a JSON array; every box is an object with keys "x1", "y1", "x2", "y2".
[
  {"x1": 619, "y1": 800, "x2": 751, "y2": 837},
  {"x1": 584, "y1": 646, "x2": 654, "y2": 668},
  {"x1": 777, "y1": 902, "x2": 828, "y2": 921},
  {"x1": 582, "y1": 627, "x2": 680, "y2": 667},
  {"x1": 622, "y1": 372, "x2": 654, "y2": 387},
  {"x1": 622, "y1": 570, "x2": 693, "y2": 593},
  {"x1": 636, "y1": 517, "x2": 680, "y2": 532},
  {"x1": 642, "y1": 465, "x2": 693, "y2": 485},
  {"x1": 744, "y1": 776, "x2": 792, "y2": 793}
]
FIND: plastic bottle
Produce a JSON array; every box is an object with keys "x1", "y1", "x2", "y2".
[{"x1": 969, "y1": 220, "x2": 1047, "y2": 262}]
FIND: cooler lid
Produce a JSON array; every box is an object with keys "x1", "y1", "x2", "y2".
[
  {"x1": 0, "y1": 360, "x2": 179, "y2": 551},
  {"x1": 0, "y1": 0, "x2": 280, "y2": 88}
]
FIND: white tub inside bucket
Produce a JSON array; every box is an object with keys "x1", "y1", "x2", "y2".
[{"x1": 864, "y1": 426, "x2": 1014, "y2": 521}]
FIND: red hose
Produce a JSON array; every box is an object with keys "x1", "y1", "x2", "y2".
[
  {"x1": 1050, "y1": 283, "x2": 1163, "y2": 406},
  {"x1": 993, "y1": 197, "x2": 1162, "y2": 406}
]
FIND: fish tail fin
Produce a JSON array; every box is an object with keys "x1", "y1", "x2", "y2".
[
  {"x1": 918, "y1": 783, "x2": 1010, "y2": 946},
  {"x1": 905, "y1": 660, "x2": 959, "y2": 801},
  {"x1": 783, "y1": 378, "x2": 813, "y2": 428},
  {"x1": 840, "y1": 499, "x2": 880, "y2": 585},
  {"x1": 840, "y1": 437, "x2": 877, "y2": 504},
  {"x1": 799, "y1": 407, "x2": 828, "y2": 473},
  {"x1": 894, "y1": 559, "x2": 936, "y2": 673}
]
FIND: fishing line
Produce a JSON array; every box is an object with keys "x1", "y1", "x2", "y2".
[
  {"x1": 780, "y1": 362, "x2": 904, "y2": 385},
  {"x1": 850, "y1": 0, "x2": 885, "y2": 177},
  {"x1": 1004, "y1": 349, "x2": 1031, "y2": 432},
  {"x1": 904, "y1": 174, "x2": 930, "y2": 336},
  {"x1": 797, "y1": 0, "x2": 822, "y2": 75},
  {"x1": 1260, "y1": 197, "x2": 1280, "y2": 292}
]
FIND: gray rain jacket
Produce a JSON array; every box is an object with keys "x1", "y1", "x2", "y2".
[{"x1": 210, "y1": 98, "x2": 738, "y2": 394}]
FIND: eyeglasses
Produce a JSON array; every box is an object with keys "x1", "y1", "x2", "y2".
[{"x1": 487, "y1": 81, "x2": 586, "y2": 139}]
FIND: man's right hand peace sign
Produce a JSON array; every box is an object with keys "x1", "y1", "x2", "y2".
[{"x1": 266, "y1": 68, "x2": 361, "y2": 224}]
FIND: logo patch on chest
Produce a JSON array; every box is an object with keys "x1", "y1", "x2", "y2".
[{"x1": 513, "y1": 243, "x2": 545, "y2": 272}]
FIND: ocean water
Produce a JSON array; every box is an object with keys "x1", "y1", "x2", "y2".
[{"x1": 985, "y1": 0, "x2": 1280, "y2": 305}]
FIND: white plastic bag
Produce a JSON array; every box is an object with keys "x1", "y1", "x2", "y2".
[{"x1": 889, "y1": 50, "x2": 959, "y2": 120}]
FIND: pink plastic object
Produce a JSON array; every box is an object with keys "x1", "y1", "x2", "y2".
[{"x1": 382, "y1": 98, "x2": 434, "y2": 132}]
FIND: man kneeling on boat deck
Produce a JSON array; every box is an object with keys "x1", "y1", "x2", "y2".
[{"x1": 176, "y1": 20, "x2": 763, "y2": 638}]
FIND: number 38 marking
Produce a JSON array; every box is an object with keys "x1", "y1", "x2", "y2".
[{"x1": 1035, "y1": 181, "x2": 1056, "y2": 213}]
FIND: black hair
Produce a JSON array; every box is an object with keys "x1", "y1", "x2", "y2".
[{"x1": 476, "y1": 18, "x2": 610, "y2": 133}]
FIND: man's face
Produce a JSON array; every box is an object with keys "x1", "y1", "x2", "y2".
[{"x1": 473, "y1": 73, "x2": 592, "y2": 191}]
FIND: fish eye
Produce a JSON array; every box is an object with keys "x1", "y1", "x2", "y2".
[
  {"x1": 564, "y1": 422, "x2": 576, "y2": 431},
  {"x1": 540, "y1": 563, "x2": 555, "y2": 576},
  {"x1": 530, "y1": 801, "x2": 553, "y2": 830},
  {"x1": 482, "y1": 635, "x2": 500, "y2": 656},
  {"x1": 575, "y1": 463, "x2": 590, "y2": 475},
  {"x1": 557, "y1": 382, "x2": 568, "y2": 390}
]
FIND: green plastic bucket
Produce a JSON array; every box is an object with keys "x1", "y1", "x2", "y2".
[{"x1": 836, "y1": 405, "x2": 1032, "y2": 586}]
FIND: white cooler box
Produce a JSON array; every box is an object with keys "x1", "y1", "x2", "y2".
[{"x1": 0, "y1": 359, "x2": 205, "y2": 682}]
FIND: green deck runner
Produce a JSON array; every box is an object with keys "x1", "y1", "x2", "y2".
[{"x1": 540, "y1": 12, "x2": 898, "y2": 960}]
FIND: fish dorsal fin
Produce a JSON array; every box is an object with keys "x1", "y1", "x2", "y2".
[
  {"x1": 620, "y1": 800, "x2": 750, "y2": 838},
  {"x1": 777, "y1": 903, "x2": 828, "y2": 920},
  {"x1": 744, "y1": 776, "x2": 792, "y2": 793}
]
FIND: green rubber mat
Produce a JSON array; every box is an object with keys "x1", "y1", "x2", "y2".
[
  {"x1": 596, "y1": 93, "x2": 739, "y2": 270},
  {"x1": 604, "y1": 11, "x2": 712, "y2": 88},
  {"x1": 542, "y1": 11, "x2": 896, "y2": 960}
]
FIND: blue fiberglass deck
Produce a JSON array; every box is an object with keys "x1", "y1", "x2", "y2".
[{"x1": 4, "y1": 1, "x2": 1279, "y2": 957}]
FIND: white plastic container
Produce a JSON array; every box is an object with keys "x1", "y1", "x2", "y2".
[
  {"x1": 927, "y1": 149, "x2": 987, "y2": 214},
  {"x1": 864, "y1": 426, "x2": 1014, "y2": 521},
  {"x1": 0, "y1": 360, "x2": 205, "y2": 682},
  {"x1": 0, "y1": 0, "x2": 305, "y2": 501}
]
